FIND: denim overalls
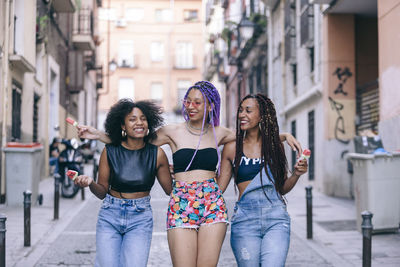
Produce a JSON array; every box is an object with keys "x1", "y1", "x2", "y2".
[{"x1": 230, "y1": 168, "x2": 291, "y2": 267}]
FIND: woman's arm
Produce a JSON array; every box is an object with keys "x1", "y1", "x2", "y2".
[
  {"x1": 151, "y1": 125, "x2": 173, "y2": 147},
  {"x1": 217, "y1": 127, "x2": 302, "y2": 155},
  {"x1": 77, "y1": 125, "x2": 112, "y2": 144},
  {"x1": 280, "y1": 133, "x2": 302, "y2": 156},
  {"x1": 156, "y1": 147, "x2": 173, "y2": 195},
  {"x1": 217, "y1": 141, "x2": 235, "y2": 193},
  {"x1": 74, "y1": 148, "x2": 110, "y2": 199},
  {"x1": 281, "y1": 159, "x2": 308, "y2": 195}
]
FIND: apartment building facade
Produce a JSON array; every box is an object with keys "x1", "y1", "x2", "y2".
[
  {"x1": 212, "y1": 0, "x2": 400, "y2": 198},
  {"x1": 0, "y1": 0, "x2": 101, "y2": 203},
  {"x1": 97, "y1": 0, "x2": 204, "y2": 126}
]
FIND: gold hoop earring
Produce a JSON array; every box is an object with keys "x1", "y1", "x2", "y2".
[{"x1": 121, "y1": 129, "x2": 127, "y2": 137}]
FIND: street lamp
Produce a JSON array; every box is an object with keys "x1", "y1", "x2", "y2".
[
  {"x1": 108, "y1": 59, "x2": 117, "y2": 73},
  {"x1": 238, "y1": 17, "x2": 255, "y2": 44}
]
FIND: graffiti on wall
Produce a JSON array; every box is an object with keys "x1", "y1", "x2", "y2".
[
  {"x1": 329, "y1": 66, "x2": 353, "y2": 144},
  {"x1": 328, "y1": 96, "x2": 350, "y2": 144},
  {"x1": 332, "y1": 67, "x2": 352, "y2": 96}
]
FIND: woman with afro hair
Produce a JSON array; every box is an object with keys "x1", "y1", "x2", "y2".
[
  {"x1": 74, "y1": 99, "x2": 172, "y2": 267},
  {"x1": 77, "y1": 81, "x2": 302, "y2": 267}
]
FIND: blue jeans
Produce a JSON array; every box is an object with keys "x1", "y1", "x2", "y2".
[
  {"x1": 230, "y1": 188, "x2": 291, "y2": 267},
  {"x1": 95, "y1": 194, "x2": 153, "y2": 267},
  {"x1": 49, "y1": 157, "x2": 59, "y2": 174}
]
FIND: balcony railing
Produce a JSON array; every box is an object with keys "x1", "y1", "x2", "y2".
[{"x1": 72, "y1": 7, "x2": 95, "y2": 51}]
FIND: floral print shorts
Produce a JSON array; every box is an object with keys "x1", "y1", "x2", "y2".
[{"x1": 167, "y1": 177, "x2": 229, "y2": 230}]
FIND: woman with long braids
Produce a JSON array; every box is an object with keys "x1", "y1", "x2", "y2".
[
  {"x1": 218, "y1": 94, "x2": 308, "y2": 266},
  {"x1": 77, "y1": 82, "x2": 301, "y2": 266}
]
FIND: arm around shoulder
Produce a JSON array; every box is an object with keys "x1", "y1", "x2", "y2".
[
  {"x1": 156, "y1": 147, "x2": 173, "y2": 195},
  {"x1": 218, "y1": 141, "x2": 235, "y2": 193}
]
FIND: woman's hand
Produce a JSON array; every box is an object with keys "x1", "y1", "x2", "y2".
[
  {"x1": 282, "y1": 133, "x2": 302, "y2": 156},
  {"x1": 77, "y1": 125, "x2": 101, "y2": 140},
  {"x1": 74, "y1": 175, "x2": 94, "y2": 187},
  {"x1": 294, "y1": 159, "x2": 308, "y2": 177}
]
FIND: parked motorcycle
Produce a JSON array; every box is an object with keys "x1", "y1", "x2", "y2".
[{"x1": 58, "y1": 138, "x2": 82, "y2": 198}]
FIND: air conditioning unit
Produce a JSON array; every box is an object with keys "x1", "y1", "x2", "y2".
[{"x1": 115, "y1": 19, "x2": 127, "y2": 28}]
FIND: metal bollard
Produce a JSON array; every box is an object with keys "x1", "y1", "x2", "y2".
[
  {"x1": 361, "y1": 211, "x2": 373, "y2": 267},
  {"x1": 54, "y1": 173, "x2": 61, "y2": 220},
  {"x1": 0, "y1": 214, "x2": 6, "y2": 267},
  {"x1": 305, "y1": 186, "x2": 313, "y2": 239},
  {"x1": 23, "y1": 191, "x2": 32, "y2": 247},
  {"x1": 81, "y1": 187, "x2": 85, "y2": 201}
]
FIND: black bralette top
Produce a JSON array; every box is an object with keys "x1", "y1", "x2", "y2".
[
  {"x1": 106, "y1": 143, "x2": 157, "y2": 193},
  {"x1": 172, "y1": 148, "x2": 218, "y2": 173}
]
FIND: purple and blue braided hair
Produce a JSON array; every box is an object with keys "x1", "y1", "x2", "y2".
[{"x1": 181, "y1": 81, "x2": 221, "y2": 175}]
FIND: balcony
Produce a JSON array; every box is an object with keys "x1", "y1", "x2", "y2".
[
  {"x1": 52, "y1": 0, "x2": 75, "y2": 13},
  {"x1": 9, "y1": 54, "x2": 35, "y2": 73},
  {"x1": 204, "y1": 47, "x2": 220, "y2": 80},
  {"x1": 72, "y1": 8, "x2": 95, "y2": 51},
  {"x1": 118, "y1": 55, "x2": 139, "y2": 69}
]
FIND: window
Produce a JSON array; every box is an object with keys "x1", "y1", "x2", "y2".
[
  {"x1": 12, "y1": 81, "x2": 22, "y2": 141},
  {"x1": 175, "y1": 42, "x2": 193, "y2": 69},
  {"x1": 99, "y1": 8, "x2": 117, "y2": 20},
  {"x1": 118, "y1": 40, "x2": 135, "y2": 67},
  {"x1": 308, "y1": 110, "x2": 315, "y2": 181},
  {"x1": 284, "y1": 0, "x2": 296, "y2": 63},
  {"x1": 150, "y1": 42, "x2": 164, "y2": 62},
  {"x1": 155, "y1": 9, "x2": 172, "y2": 22},
  {"x1": 33, "y1": 93, "x2": 40, "y2": 142},
  {"x1": 125, "y1": 8, "x2": 144, "y2": 21},
  {"x1": 14, "y1": 0, "x2": 24, "y2": 55},
  {"x1": 118, "y1": 78, "x2": 134, "y2": 100},
  {"x1": 300, "y1": 1, "x2": 314, "y2": 47},
  {"x1": 151, "y1": 82, "x2": 163, "y2": 102},
  {"x1": 183, "y1": 10, "x2": 198, "y2": 22},
  {"x1": 177, "y1": 80, "x2": 192, "y2": 104},
  {"x1": 291, "y1": 120, "x2": 296, "y2": 171}
]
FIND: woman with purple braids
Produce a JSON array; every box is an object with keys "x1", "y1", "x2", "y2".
[{"x1": 77, "y1": 81, "x2": 301, "y2": 266}]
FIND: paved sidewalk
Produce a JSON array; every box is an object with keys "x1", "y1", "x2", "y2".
[
  {"x1": 1, "y1": 166, "x2": 399, "y2": 266},
  {"x1": 0, "y1": 168, "x2": 93, "y2": 267},
  {"x1": 286, "y1": 182, "x2": 400, "y2": 266}
]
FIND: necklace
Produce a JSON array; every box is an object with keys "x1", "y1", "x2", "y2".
[
  {"x1": 185, "y1": 121, "x2": 208, "y2": 136},
  {"x1": 187, "y1": 121, "x2": 203, "y2": 130}
]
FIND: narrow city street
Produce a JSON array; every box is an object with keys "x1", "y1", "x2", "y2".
[{"x1": 33, "y1": 180, "x2": 332, "y2": 266}]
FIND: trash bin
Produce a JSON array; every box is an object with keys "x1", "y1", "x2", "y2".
[
  {"x1": 347, "y1": 152, "x2": 400, "y2": 233},
  {"x1": 3, "y1": 142, "x2": 43, "y2": 206}
]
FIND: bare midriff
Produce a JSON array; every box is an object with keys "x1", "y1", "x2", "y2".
[
  {"x1": 236, "y1": 180, "x2": 252, "y2": 200},
  {"x1": 174, "y1": 169, "x2": 216, "y2": 183},
  {"x1": 109, "y1": 189, "x2": 150, "y2": 199}
]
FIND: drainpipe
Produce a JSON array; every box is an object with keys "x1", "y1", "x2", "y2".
[{"x1": 1, "y1": 0, "x2": 12, "y2": 200}]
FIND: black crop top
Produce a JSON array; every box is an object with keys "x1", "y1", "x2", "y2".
[
  {"x1": 106, "y1": 143, "x2": 157, "y2": 193},
  {"x1": 173, "y1": 148, "x2": 218, "y2": 173},
  {"x1": 235, "y1": 154, "x2": 264, "y2": 184}
]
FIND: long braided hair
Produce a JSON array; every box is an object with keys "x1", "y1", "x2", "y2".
[
  {"x1": 233, "y1": 94, "x2": 288, "y2": 199},
  {"x1": 181, "y1": 81, "x2": 221, "y2": 174}
]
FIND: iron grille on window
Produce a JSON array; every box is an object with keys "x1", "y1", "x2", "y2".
[
  {"x1": 68, "y1": 50, "x2": 84, "y2": 93},
  {"x1": 284, "y1": 0, "x2": 296, "y2": 63},
  {"x1": 356, "y1": 80, "x2": 379, "y2": 134},
  {"x1": 300, "y1": 3, "x2": 314, "y2": 47},
  {"x1": 73, "y1": 7, "x2": 93, "y2": 35},
  {"x1": 12, "y1": 82, "x2": 22, "y2": 141},
  {"x1": 291, "y1": 120, "x2": 296, "y2": 172},
  {"x1": 33, "y1": 93, "x2": 40, "y2": 142},
  {"x1": 308, "y1": 110, "x2": 315, "y2": 181}
]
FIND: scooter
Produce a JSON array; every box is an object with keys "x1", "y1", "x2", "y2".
[{"x1": 58, "y1": 138, "x2": 82, "y2": 198}]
